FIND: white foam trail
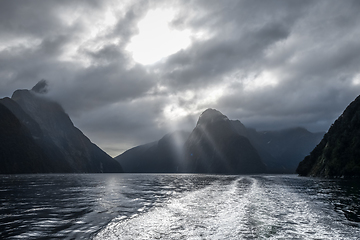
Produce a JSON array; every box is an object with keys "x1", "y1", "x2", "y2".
[
  {"x1": 94, "y1": 178, "x2": 245, "y2": 239},
  {"x1": 94, "y1": 176, "x2": 360, "y2": 240}
]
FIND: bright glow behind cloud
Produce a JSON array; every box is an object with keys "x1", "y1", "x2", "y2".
[
  {"x1": 126, "y1": 9, "x2": 191, "y2": 65},
  {"x1": 244, "y1": 71, "x2": 279, "y2": 91},
  {"x1": 353, "y1": 74, "x2": 360, "y2": 85}
]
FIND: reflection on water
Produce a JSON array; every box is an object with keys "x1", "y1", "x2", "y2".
[
  {"x1": 0, "y1": 174, "x2": 217, "y2": 239},
  {"x1": 0, "y1": 174, "x2": 359, "y2": 239}
]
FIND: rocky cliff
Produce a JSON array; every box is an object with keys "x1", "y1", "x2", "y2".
[
  {"x1": 297, "y1": 95, "x2": 360, "y2": 177},
  {"x1": 0, "y1": 81, "x2": 123, "y2": 173},
  {"x1": 0, "y1": 102, "x2": 66, "y2": 173}
]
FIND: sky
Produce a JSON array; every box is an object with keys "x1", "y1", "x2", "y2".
[{"x1": 1, "y1": 0, "x2": 360, "y2": 157}]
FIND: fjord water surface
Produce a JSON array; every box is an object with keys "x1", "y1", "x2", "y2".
[{"x1": 0, "y1": 174, "x2": 359, "y2": 239}]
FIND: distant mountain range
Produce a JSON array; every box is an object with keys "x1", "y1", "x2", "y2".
[
  {"x1": 0, "y1": 80, "x2": 123, "y2": 174},
  {"x1": 297, "y1": 94, "x2": 360, "y2": 177},
  {"x1": 231, "y1": 121, "x2": 324, "y2": 173},
  {"x1": 116, "y1": 108, "x2": 324, "y2": 174}
]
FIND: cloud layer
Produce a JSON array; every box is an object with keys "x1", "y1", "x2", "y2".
[{"x1": 1, "y1": 0, "x2": 360, "y2": 156}]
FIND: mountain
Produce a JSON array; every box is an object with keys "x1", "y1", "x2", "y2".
[
  {"x1": 116, "y1": 109, "x2": 267, "y2": 174},
  {"x1": 115, "y1": 131, "x2": 189, "y2": 172},
  {"x1": 297, "y1": 95, "x2": 360, "y2": 177},
  {"x1": 183, "y1": 109, "x2": 266, "y2": 174},
  {"x1": 0, "y1": 96, "x2": 73, "y2": 173},
  {"x1": 0, "y1": 102, "x2": 65, "y2": 173},
  {"x1": 116, "y1": 108, "x2": 322, "y2": 174},
  {"x1": 231, "y1": 120, "x2": 324, "y2": 173},
  {"x1": 0, "y1": 80, "x2": 123, "y2": 173}
]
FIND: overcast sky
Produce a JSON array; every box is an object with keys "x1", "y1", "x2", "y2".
[{"x1": 1, "y1": 0, "x2": 360, "y2": 156}]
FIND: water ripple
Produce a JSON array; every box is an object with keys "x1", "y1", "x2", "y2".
[{"x1": 0, "y1": 174, "x2": 359, "y2": 239}]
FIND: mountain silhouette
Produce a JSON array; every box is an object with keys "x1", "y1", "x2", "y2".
[
  {"x1": 297, "y1": 94, "x2": 360, "y2": 177},
  {"x1": 183, "y1": 109, "x2": 266, "y2": 174},
  {"x1": 0, "y1": 81, "x2": 123, "y2": 173},
  {"x1": 116, "y1": 131, "x2": 189, "y2": 172},
  {"x1": 116, "y1": 108, "x2": 323, "y2": 174}
]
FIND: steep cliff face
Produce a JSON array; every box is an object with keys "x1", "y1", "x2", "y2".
[
  {"x1": 297, "y1": 95, "x2": 360, "y2": 177},
  {"x1": 183, "y1": 109, "x2": 266, "y2": 174},
  {"x1": 0, "y1": 102, "x2": 70, "y2": 173},
  {"x1": 1, "y1": 97, "x2": 74, "y2": 173},
  {"x1": 10, "y1": 88, "x2": 122, "y2": 173},
  {"x1": 0, "y1": 81, "x2": 122, "y2": 173}
]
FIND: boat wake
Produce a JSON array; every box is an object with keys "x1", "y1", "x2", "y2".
[{"x1": 94, "y1": 176, "x2": 360, "y2": 239}]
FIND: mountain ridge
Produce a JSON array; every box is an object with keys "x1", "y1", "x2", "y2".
[{"x1": 116, "y1": 108, "x2": 322, "y2": 174}]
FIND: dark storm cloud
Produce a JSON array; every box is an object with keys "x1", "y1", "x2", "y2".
[
  {"x1": 159, "y1": 0, "x2": 311, "y2": 90},
  {"x1": 50, "y1": 61, "x2": 156, "y2": 115},
  {"x1": 72, "y1": 95, "x2": 182, "y2": 154},
  {"x1": 0, "y1": 0, "x2": 156, "y2": 113},
  {"x1": 0, "y1": 33, "x2": 78, "y2": 100},
  {"x1": 0, "y1": 1, "x2": 64, "y2": 37},
  {"x1": 0, "y1": 0, "x2": 97, "y2": 95},
  {"x1": 216, "y1": 78, "x2": 359, "y2": 131},
  {"x1": 0, "y1": 0, "x2": 104, "y2": 43},
  {"x1": 1, "y1": 0, "x2": 360, "y2": 156},
  {"x1": 155, "y1": 0, "x2": 360, "y2": 132},
  {"x1": 162, "y1": 22, "x2": 291, "y2": 89},
  {"x1": 109, "y1": 3, "x2": 145, "y2": 45}
]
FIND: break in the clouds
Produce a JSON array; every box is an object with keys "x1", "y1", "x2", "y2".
[{"x1": 1, "y1": 0, "x2": 360, "y2": 156}]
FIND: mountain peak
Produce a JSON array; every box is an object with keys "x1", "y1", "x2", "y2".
[
  {"x1": 196, "y1": 108, "x2": 229, "y2": 126},
  {"x1": 187, "y1": 108, "x2": 266, "y2": 174},
  {"x1": 5, "y1": 84, "x2": 124, "y2": 173},
  {"x1": 31, "y1": 79, "x2": 48, "y2": 94}
]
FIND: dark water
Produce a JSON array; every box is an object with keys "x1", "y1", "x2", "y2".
[{"x1": 0, "y1": 174, "x2": 359, "y2": 239}]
